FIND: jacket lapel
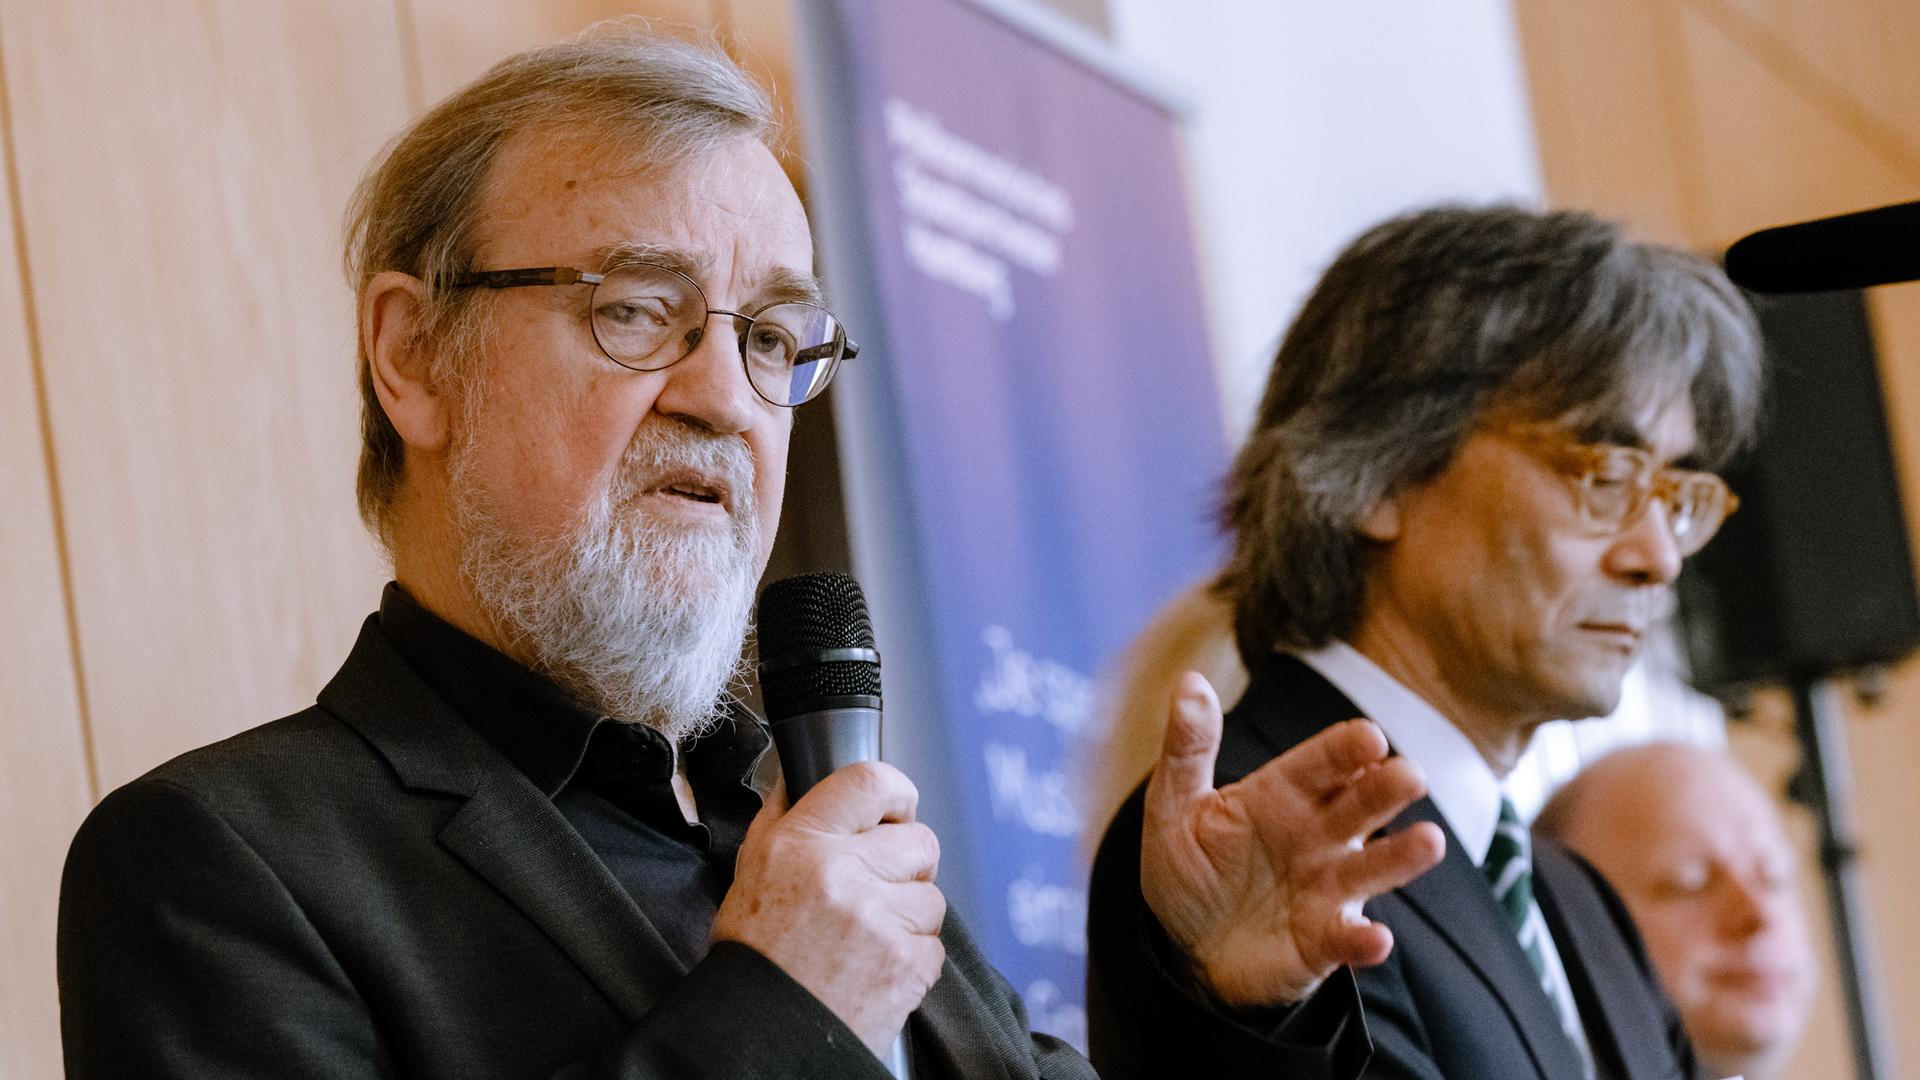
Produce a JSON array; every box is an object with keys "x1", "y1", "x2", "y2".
[
  {"x1": 1534, "y1": 843, "x2": 1675, "y2": 1080},
  {"x1": 317, "y1": 616, "x2": 686, "y2": 1022},
  {"x1": 1391, "y1": 800, "x2": 1589, "y2": 1080},
  {"x1": 434, "y1": 766, "x2": 690, "y2": 1022},
  {"x1": 1219, "y1": 653, "x2": 1371, "y2": 778}
]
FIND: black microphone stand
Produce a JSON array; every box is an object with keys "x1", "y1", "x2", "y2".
[{"x1": 1785, "y1": 673, "x2": 1897, "y2": 1080}]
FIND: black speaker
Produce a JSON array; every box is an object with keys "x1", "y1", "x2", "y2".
[{"x1": 1679, "y1": 289, "x2": 1920, "y2": 694}]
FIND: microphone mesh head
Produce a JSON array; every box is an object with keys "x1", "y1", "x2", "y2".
[
  {"x1": 757, "y1": 572, "x2": 881, "y2": 720},
  {"x1": 757, "y1": 572, "x2": 876, "y2": 653}
]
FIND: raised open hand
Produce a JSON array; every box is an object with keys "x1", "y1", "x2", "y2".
[{"x1": 1139, "y1": 672, "x2": 1446, "y2": 1008}]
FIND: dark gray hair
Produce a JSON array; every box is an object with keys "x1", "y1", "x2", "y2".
[
  {"x1": 1215, "y1": 204, "x2": 1764, "y2": 666},
  {"x1": 343, "y1": 22, "x2": 775, "y2": 545}
]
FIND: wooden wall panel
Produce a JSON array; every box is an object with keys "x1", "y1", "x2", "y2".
[
  {"x1": 0, "y1": 1, "x2": 409, "y2": 792},
  {"x1": 0, "y1": 39, "x2": 93, "y2": 1077},
  {"x1": 1673, "y1": 0, "x2": 1920, "y2": 246},
  {"x1": 409, "y1": 0, "x2": 717, "y2": 104},
  {"x1": 718, "y1": 0, "x2": 801, "y2": 134},
  {"x1": 1515, "y1": 0, "x2": 1920, "y2": 1075},
  {"x1": 1734, "y1": 0, "x2": 1920, "y2": 164},
  {"x1": 1508, "y1": 0, "x2": 1695, "y2": 245}
]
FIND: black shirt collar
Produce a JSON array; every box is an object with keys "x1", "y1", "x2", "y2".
[{"x1": 375, "y1": 582, "x2": 770, "y2": 811}]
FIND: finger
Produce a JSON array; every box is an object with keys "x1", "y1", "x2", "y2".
[
  {"x1": 1144, "y1": 672, "x2": 1224, "y2": 819},
  {"x1": 1310, "y1": 755, "x2": 1429, "y2": 843},
  {"x1": 1332, "y1": 820, "x2": 1446, "y2": 902},
  {"x1": 885, "y1": 879, "x2": 949, "y2": 936},
  {"x1": 1285, "y1": 825, "x2": 1443, "y2": 975},
  {"x1": 1241, "y1": 718, "x2": 1393, "y2": 805},
  {"x1": 785, "y1": 760, "x2": 919, "y2": 834},
  {"x1": 1316, "y1": 917, "x2": 1397, "y2": 971},
  {"x1": 855, "y1": 822, "x2": 942, "y2": 883},
  {"x1": 1328, "y1": 823, "x2": 1447, "y2": 907},
  {"x1": 906, "y1": 932, "x2": 948, "y2": 989}
]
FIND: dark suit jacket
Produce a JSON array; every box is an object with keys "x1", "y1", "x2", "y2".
[
  {"x1": 59, "y1": 613, "x2": 1095, "y2": 1080},
  {"x1": 1088, "y1": 653, "x2": 1701, "y2": 1080}
]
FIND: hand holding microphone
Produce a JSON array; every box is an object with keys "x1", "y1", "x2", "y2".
[
  {"x1": 710, "y1": 573, "x2": 941, "y2": 1066},
  {"x1": 713, "y1": 761, "x2": 946, "y2": 1059}
]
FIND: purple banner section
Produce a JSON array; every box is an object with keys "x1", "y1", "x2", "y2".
[{"x1": 818, "y1": 0, "x2": 1225, "y2": 1047}]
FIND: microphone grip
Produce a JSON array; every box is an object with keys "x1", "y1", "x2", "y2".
[
  {"x1": 768, "y1": 706, "x2": 904, "y2": 1076},
  {"x1": 771, "y1": 706, "x2": 882, "y2": 800},
  {"x1": 769, "y1": 707, "x2": 907, "y2": 1077}
]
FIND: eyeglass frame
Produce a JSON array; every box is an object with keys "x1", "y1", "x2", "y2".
[
  {"x1": 1491, "y1": 421, "x2": 1740, "y2": 556},
  {"x1": 447, "y1": 264, "x2": 859, "y2": 408}
]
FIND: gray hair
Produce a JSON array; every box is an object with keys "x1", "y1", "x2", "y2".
[
  {"x1": 1215, "y1": 204, "x2": 1765, "y2": 666},
  {"x1": 343, "y1": 22, "x2": 775, "y2": 545}
]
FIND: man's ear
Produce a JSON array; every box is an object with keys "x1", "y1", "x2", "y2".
[
  {"x1": 363, "y1": 270, "x2": 452, "y2": 453},
  {"x1": 1358, "y1": 492, "x2": 1401, "y2": 542}
]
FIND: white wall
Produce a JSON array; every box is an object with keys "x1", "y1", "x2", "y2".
[{"x1": 1107, "y1": 0, "x2": 1544, "y2": 440}]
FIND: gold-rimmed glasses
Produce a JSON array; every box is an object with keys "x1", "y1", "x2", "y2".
[{"x1": 1494, "y1": 423, "x2": 1739, "y2": 557}]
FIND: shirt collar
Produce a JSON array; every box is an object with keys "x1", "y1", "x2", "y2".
[
  {"x1": 376, "y1": 582, "x2": 770, "y2": 803},
  {"x1": 1295, "y1": 640, "x2": 1504, "y2": 866}
]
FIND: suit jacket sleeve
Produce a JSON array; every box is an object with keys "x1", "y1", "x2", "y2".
[
  {"x1": 59, "y1": 777, "x2": 898, "y2": 1080},
  {"x1": 1085, "y1": 784, "x2": 1371, "y2": 1080},
  {"x1": 1325, "y1": 941, "x2": 1450, "y2": 1080}
]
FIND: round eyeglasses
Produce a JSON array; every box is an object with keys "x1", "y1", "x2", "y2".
[
  {"x1": 1496, "y1": 423, "x2": 1740, "y2": 557},
  {"x1": 451, "y1": 263, "x2": 858, "y2": 407}
]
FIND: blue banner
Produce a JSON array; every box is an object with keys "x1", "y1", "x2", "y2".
[{"x1": 801, "y1": 0, "x2": 1225, "y2": 1048}]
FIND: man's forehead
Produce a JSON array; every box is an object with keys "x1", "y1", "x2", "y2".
[
  {"x1": 578, "y1": 240, "x2": 824, "y2": 303},
  {"x1": 475, "y1": 128, "x2": 814, "y2": 285},
  {"x1": 1614, "y1": 750, "x2": 1777, "y2": 834}
]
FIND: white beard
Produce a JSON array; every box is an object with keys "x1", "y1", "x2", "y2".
[{"x1": 451, "y1": 416, "x2": 761, "y2": 742}]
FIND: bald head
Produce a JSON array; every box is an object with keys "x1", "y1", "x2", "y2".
[{"x1": 1537, "y1": 744, "x2": 1815, "y2": 1080}]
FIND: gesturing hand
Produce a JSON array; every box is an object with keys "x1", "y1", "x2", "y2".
[
  {"x1": 1139, "y1": 672, "x2": 1446, "y2": 1009},
  {"x1": 713, "y1": 761, "x2": 947, "y2": 1058}
]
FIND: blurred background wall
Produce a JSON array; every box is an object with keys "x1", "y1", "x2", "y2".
[{"x1": 2, "y1": 0, "x2": 1916, "y2": 1076}]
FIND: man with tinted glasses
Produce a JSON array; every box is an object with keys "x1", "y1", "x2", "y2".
[
  {"x1": 59, "y1": 26, "x2": 1442, "y2": 1080},
  {"x1": 1089, "y1": 205, "x2": 1766, "y2": 1080}
]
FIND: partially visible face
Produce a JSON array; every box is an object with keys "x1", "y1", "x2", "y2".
[
  {"x1": 443, "y1": 130, "x2": 815, "y2": 735},
  {"x1": 1356, "y1": 397, "x2": 1697, "y2": 741},
  {"x1": 1559, "y1": 749, "x2": 1815, "y2": 1078}
]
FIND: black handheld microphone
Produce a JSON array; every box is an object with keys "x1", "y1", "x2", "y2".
[
  {"x1": 756, "y1": 571, "x2": 884, "y2": 799},
  {"x1": 755, "y1": 573, "x2": 912, "y2": 1080},
  {"x1": 1724, "y1": 198, "x2": 1920, "y2": 293}
]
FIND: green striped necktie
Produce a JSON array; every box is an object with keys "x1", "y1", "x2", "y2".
[
  {"x1": 1483, "y1": 796, "x2": 1541, "y2": 967},
  {"x1": 1484, "y1": 795, "x2": 1595, "y2": 1079}
]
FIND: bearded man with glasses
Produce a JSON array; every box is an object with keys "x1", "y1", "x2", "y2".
[{"x1": 1089, "y1": 204, "x2": 1765, "y2": 1080}]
